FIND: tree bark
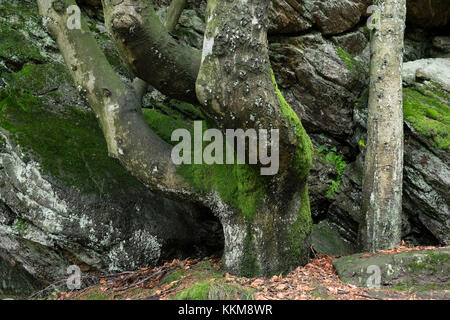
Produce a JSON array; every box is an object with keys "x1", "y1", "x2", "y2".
[
  {"x1": 196, "y1": 0, "x2": 314, "y2": 276},
  {"x1": 102, "y1": 0, "x2": 201, "y2": 104},
  {"x1": 359, "y1": 0, "x2": 406, "y2": 251},
  {"x1": 38, "y1": 0, "x2": 314, "y2": 277},
  {"x1": 165, "y1": 0, "x2": 188, "y2": 33}
]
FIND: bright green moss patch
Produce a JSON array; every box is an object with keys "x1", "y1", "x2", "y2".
[
  {"x1": 176, "y1": 281, "x2": 211, "y2": 300},
  {"x1": 176, "y1": 281, "x2": 254, "y2": 300},
  {"x1": 176, "y1": 153, "x2": 267, "y2": 220},
  {"x1": 143, "y1": 101, "x2": 267, "y2": 220},
  {"x1": 403, "y1": 84, "x2": 450, "y2": 150},
  {"x1": 317, "y1": 145, "x2": 347, "y2": 198},
  {"x1": 271, "y1": 70, "x2": 313, "y2": 180},
  {"x1": 142, "y1": 108, "x2": 188, "y2": 144},
  {"x1": 0, "y1": 63, "x2": 145, "y2": 195},
  {"x1": 335, "y1": 47, "x2": 361, "y2": 72}
]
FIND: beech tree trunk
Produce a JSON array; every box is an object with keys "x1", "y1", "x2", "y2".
[
  {"x1": 196, "y1": 0, "x2": 313, "y2": 276},
  {"x1": 165, "y1": 0, "x2": 187, "y2": 33},
  {"x1": 359, "y1": 0, "x2": 406, "y2": 251}
]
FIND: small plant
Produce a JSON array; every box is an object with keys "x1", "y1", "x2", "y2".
[
  {"x1": 317, "y1": 145, "x2": 348, "y2": 198},
  {"x1": 12, "y1": 217, "x2": 29, "y2": 235}
]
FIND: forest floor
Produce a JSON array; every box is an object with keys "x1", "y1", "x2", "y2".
[{"x1": 30, "y1": 244, "x2": 449, "y2": 301}]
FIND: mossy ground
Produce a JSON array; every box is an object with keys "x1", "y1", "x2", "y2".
[{"x1": 59, "y1": 260, "x2": 254, "y2": 301}]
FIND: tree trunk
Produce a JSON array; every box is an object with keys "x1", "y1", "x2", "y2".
[
  {"x1": 165, "y1": 0, "x2": 187, "y2": 33},
  {"x1": 196, "y1": 0, "x2": 313, "y2": 276},
  {"x1": 359, "y1": 0, "x2": 406, "y2": 251}
]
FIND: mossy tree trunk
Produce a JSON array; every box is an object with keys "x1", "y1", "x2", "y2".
[
  {"x1": 358, "y1": 0, "x2": 406, "y2": 251},
  {"x1": 195, "y1": 0, "x2": 313, "y2": 276},
  {"x1": 37, "y1": 0, "x2": 314, "y2": 277}
]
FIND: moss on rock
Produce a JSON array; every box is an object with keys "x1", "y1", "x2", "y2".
[
  {"x1": 271, "y1": 69, "x2": 313, "y2": 181},
  {"x1": 0, "y1": 63, "x2": 145, "y2": 195},
  {"x1": 403, "y1": 82, "x2": 450, "y2": 150},
  {"x1": 143, "y1": 102, "x2": 268, "y2": 221},
  {"x1": 176, "y1": 281, "x2": 254, "y2": 300}
]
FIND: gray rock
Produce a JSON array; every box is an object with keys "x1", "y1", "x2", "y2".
[
  {"x1": 403, "y1": 58, "x2": 450, "y2": 91},
  {"x1": 0, "y1": 253, "x2": 42, "y2": 296},
  {"x1": 311, "y1": 220, "x2": 357, "y2": 256},
  {"x1": 333, "y1": 248, "x2": 450, "y2": 289}
]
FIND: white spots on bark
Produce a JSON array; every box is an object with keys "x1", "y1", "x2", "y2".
[{"x1": 201, "y1": 34, "x2": 215, "y2": 64}]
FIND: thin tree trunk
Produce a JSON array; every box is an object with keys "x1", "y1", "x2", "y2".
[
  {"x1": 165, "y1": 0, "x2": 187, "y2": 33},
  {"x1": 359, "y1": 0, "x2": 406, "y2": 251}
]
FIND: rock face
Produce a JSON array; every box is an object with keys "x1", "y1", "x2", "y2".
[
  {"x1": 0, "y1": 0, "x2": 449, "y2": 294},
  {"x1": 333, "y1": 248, "x2": 450, "y2": 289},
  {"x1": 0, "y1": 0, "x2": 221, "y2": 294}
]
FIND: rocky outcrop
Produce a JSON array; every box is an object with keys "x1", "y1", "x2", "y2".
[
  {"x1": 265, "y1": 1, "x2": 450, "y2": 251},
  {"x1": 333, "y1": 248, "x2": 450, "y2": 289},
  {"x1": 0, "y1": 0, "x2": 221, "y2": 294}
]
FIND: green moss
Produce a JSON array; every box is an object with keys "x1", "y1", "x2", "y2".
[
  {"x1": 0, "y1": 63, "x2": 146, "y2": 195},
  {"x1": 142, "y1": 108, "x2": 188, "y2": 144},
  {"x1": 271, "y1": 70, "x2": 313, "y2": 181},
  {"x1": 12, "y1": 217, "x2": 29, "y2": 235},
  {"x1": 407, "y1": 262, "x2": 437, "y2": 272},
  {"x1": 75, "y1": 288, "x2": 111, "y2": 300},
  {"x1": 316, "y1": 145, "x2": 347, "y2": 198},
  {"x1": 176, "y1": 281, "x2": 211, "y2": 300},
  {"x1": 240, "y1": 229, "x2": 260, "y2": 278},
  {"x1": 403, "y1": 84, "x2": 450, "y2": 150},
  {"x1": 176, "y1": 281, "x2": 254, "y2": 300},
  {"x1": 0, "y1": 26, "x2": 45, "y2": 65},
  {"x1": 0, "y1": 3, "x2": 48, "y2": 70},
  {"x1": 425, "y1": 251, "x2": 449, "y2": 264},
  {"x1": 335, "y1": 47, "x2": 361, "y2": 72},
  {"x1": 143, "y1": 102, "x2": 268, "y2": 220},
  {"x1": 285, "y1": 184, "x2": 313, "y2": 271},
  {"x1": 407, "y1": 252, "x2": 448, "y2": 273},
  {"x1": 161, "y1": 269, "x2": 187, "y2": 285}
]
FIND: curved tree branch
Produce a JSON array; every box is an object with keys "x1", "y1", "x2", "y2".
[
  {"x1": 37, "y1": 0, "x2": 196, "y2": 200},
  {"x1": 165, "y1": 0, "x2": 188, "y2": 33},
  {"x1": 102, "y1": 0, "x2": 201, "y2": 104}
]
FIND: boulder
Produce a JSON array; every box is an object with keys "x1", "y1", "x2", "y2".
[
  {"x1": 403, "y1": 58, "x2": 450, "y2": 91},
  {"x1": 333, "y1": 248, "x2": 450, "y2": 289}
]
